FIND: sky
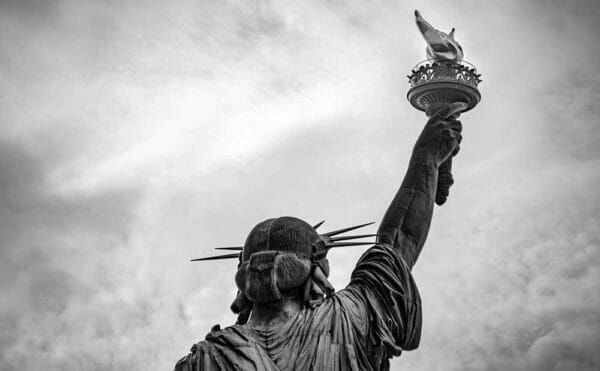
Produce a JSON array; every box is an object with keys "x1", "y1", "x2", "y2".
[{"x1": 0, "y1": 0, "x2": 599, "y2": 370}]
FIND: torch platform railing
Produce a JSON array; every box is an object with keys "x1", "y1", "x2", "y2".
[{"x1": 407, "y1": 59, "x2": 482, "y2": 113}]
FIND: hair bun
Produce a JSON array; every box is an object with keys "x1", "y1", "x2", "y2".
[{"x1": 235, "y1": 251, "x2": 311, "y2": 303}]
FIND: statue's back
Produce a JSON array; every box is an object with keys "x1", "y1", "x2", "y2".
[{"x1": 175, "y1": 244, "x2": 422, "y2": 371}]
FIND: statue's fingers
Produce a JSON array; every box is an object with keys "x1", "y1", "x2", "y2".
[
  {"x1": 443, "y1": 128, "x2": 458, "y2": 140},
  {"x1": 448, "y1": 119, "x2": 462, "y2": 133},
  {"x1": 431, "y1": 120, "x2": 449, "y2": 135},
  {"x1": 427, "y1": 104, "x2": 453, "y2": 126},
  {"x1": 433, "y1": 120, "x2": 449, "y2": 128},
  {"x1": 448, "y1": 102, "x2": 468, "y2": 117},
  {"x1": 428, "y1": 102, "x2": 466, "y2": 125},
  {"x1": 443, "y1": 128, "x2": 460, "y2": 155},
  {"x1": 453, "y1": 131, "x2": 463, "y2": 145},
  {"x1": 452, "y1": 143, "x2": 461, "y2": 156},
  {"x1": 449, "y1": 110, "x2": 462, "y2": 120}
]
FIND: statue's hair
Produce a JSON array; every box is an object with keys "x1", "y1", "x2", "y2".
[
  {"x1": 231, "y1": 258, "x2": 334, "y2": 325},
  {"x1": 235, "y1": 251, "x2": 311, "y2": 303}
]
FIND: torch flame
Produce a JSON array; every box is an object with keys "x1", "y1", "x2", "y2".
[{"x1": 415, "y1": 10, "x2": 464, "y2": 62}]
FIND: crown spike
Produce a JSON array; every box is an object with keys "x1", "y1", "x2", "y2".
[
  {"x1": 215, "y1": 247, "x2": 244, "y2": 251},
  {"x1": 191, "y1": 253, "x2": 240, "y2": 261},
  {"x1": 323, "y1": 222, "x2": 374, "y2": 237},
  {"x1": 313, "y1": 220, "x2": 325, "y2": 230},
  {"x1": 325, "y1": 241, "x2": 375, "y2": 248},
  {"x1": 330, "y1": 234, "x2": 379, "y2": 242}
]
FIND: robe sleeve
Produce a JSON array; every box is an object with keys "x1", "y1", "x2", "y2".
[{"x1": 345, "y1": 243, "x2": 422, "y2": 356}]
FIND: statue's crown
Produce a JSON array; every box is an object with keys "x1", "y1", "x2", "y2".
[{"x1": 191, "y1": 218, "x2": 376, "y2": 262}]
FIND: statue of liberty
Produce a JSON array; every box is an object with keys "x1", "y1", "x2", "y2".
[{"x1": 173, "y1": 101, "x2": 465, "y2": 370}]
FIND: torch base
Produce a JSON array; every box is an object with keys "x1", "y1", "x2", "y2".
[
  {"x1": 408, "y1": 80, "x2": 480, "y2": 113},
  {"x1": 407, "y1": 60, "x2": 482, "y2": 113}
]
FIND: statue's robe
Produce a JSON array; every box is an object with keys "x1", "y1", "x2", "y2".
[{"x1": 174, "y1": 244, "x2": 422, "y2": 371}]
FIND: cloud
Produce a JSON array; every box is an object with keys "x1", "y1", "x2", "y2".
[
  {"x1": 0, "y1": 138, "x2": 139, "y2": 369},
  {"x1": 0, "y1": 0, "x2": 599, "y2": 370}
]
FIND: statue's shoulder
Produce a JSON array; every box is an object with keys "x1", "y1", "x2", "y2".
[
  {"x1": 205, "y1": 323, "x2": 255, "y2": 345},
  {"x1": 188, "y1": 323, "x2": 254, "y2": 349},
  {"x1": 174, "y1": 323, "x2": 269, "y2": 371},
  {"x1": 174, "y1": 323, "x2": 255, "y2": 370}
]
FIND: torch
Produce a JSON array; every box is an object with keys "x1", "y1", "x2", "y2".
[{"x1": 407, "y1": 10, "x2": 482, "y2": 205}]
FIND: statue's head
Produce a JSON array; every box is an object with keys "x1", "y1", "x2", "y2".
[
  {"x1": 234, "y1": 216, "x2": 331, "y2": 306},
  {"x1": 193, "y1": 216, "x2": 375, "y2": 324}
]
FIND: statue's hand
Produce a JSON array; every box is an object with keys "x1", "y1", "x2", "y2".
[{"x1": 413, "y1": 103, "x2": 463, "y2": 166}]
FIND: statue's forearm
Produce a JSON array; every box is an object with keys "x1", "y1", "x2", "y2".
[{"x1": 377, "y1": 151, "x2": 438, "y2": 268}]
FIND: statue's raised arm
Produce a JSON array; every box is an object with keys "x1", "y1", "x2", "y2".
[
  {"x1": 174, "y1": 105, "x2": 465, "y2": 371},
  {"x1": 377, "y1": 103, "x2": 463, "y2": 268}
]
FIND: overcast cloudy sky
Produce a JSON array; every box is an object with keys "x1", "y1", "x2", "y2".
[{"x1": 1, "y1": 0, "x2": 599, "y2": 370}]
